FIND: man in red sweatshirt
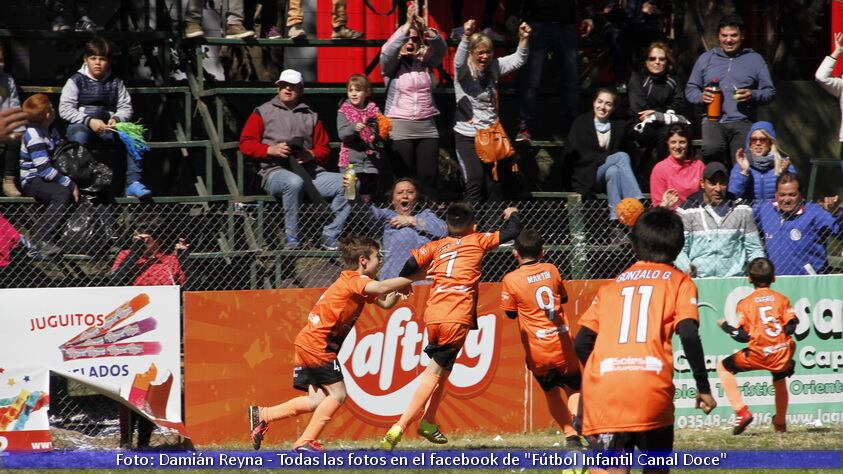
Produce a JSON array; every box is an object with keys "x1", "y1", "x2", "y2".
[{"x1": 240, "y1": 69, "x2": 349, "y2": 250}]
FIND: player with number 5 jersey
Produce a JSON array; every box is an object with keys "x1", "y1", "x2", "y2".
[
  {"x1": 574, "y1": 208, "x2": 715, "y2": 464},
  {"x1": 380, "y1": 202, "x2": 523, "y2": 450},
  {"x1": 716, "y1": 257, "x2": 797, "y2": 435}
]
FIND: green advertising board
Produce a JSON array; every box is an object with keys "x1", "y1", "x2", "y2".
[{"x1": 673, "y1": 274, "x2": 843, "y2": 429}]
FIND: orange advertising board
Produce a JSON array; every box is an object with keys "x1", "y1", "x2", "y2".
[{"x1": 183, "y1": 281, "x2": 607, "y2": 446}]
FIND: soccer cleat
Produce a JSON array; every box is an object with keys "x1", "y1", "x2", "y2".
[
  {"x1": 417, "y1": 420, "x2": 448, "y2": 444},
  {"x1": 225, "y1": 23, "x2": 256, "y2": 39},
  {"x1": 773, "y1": 421, "x2": 787, "y2": 433},
  {"x1": 294, "y1": 440, "x2": 324, "y2": 452},
  {"x1": 565, "y1": 435, "x2": 584, "y2": 450},
  {"x1": 379, "y1": 424, "x2": 403, "y2": 450},
  {"x1": 249, "y1": 406, "x2": 269, "y2": 450},
  {"x1": 732, "y1": 407, "x2": 754, "y2": 435}
]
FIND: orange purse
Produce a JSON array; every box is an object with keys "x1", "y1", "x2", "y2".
[{"x1": 475, "y1": 121, "x2": 515, "y2": 180}]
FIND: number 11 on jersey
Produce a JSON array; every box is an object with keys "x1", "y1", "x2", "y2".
[{"x1": 619, "y1": 285, "x2": 653, "y2": 344}]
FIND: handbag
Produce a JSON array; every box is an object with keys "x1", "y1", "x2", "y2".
[{"x1": 475, "y1": 121, "x2": 514, "y2": 180}]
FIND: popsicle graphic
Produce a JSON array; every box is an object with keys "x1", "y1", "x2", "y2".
[
  {"x1": 61, "y1": 342, "x2": 162, "y2": 361},
  {"x1": 72, "y1": 317, "x2": 157, "y2": 347},
  {"x1": 61, "y1": 294, "x2": 150, "y2": 348}
]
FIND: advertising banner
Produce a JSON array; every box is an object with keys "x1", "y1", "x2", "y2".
[
  {"x1": 674, "y1": 275, "x2": 843, "y2": 429},
  {"x1": 0, "y1": 286, "x2": 184, "y2": 451}
]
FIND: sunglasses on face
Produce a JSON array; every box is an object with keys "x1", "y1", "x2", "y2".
[
  {"x1": 750, "y1": 137, "x2": 769, "y2": 144},
  {"x1": 647, "y1": 56, "x2": 666, "y2": 62},
  {"x1": 408, "y1": 36, "x2": 421, "y2": 43}
]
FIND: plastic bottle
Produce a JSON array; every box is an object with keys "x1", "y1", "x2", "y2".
[
  {"x1": 344, "y1": 164, "x2": 357, "y2": 201},
  {"x1": 706, "y1": 80, "x2": 723, "y2": 122}
]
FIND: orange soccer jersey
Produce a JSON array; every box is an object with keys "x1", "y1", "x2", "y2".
[
  {"x1": 733, "y1": 288, "x2": 796, "y2": 372},
  {"x1": 411, "y1": 231, "x2": 499, "y2": 325},
  {"x1": 578, "y1": 261, "x2": 698, "y2": 435},
  {"x1": 294, "y1": 270, "x2": 376, "y2": 365},
  {"x1": 500, "y1": 261, "x2": 578, "y2": 374}
]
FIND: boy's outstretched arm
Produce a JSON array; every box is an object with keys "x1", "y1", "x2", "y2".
[
  {"x1": 375, "y1": 291, "x2": 404, "y2": 309},
  {"x1": 498, "y1": 207, "x2": 523, "y2": 243},
  {"x1": 364, "y1": 276, "x2": 413, "y2": 296},
  {"x1": 716, "y1": 318, "x2": 750, "y2": 342},
  {"x1": 677, "y1": 319, "x2": 716, "y2": 413}
]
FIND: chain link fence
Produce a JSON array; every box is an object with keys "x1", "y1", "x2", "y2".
[{"x1": 2, "y1": 196, "x2": 841, "y2": 450}]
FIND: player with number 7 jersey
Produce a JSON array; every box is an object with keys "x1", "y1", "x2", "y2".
[{"x1": 574, "y1": 208, "x2": 715, "y2": 456}]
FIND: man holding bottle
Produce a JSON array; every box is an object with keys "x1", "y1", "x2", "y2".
[{"x1": 685, "y1": 14, "x2": 775, "y2": 165}]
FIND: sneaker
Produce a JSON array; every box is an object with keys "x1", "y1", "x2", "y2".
[
  {"x1": 379, "y1": 424, "x2": 403, "y2": 450},
  {"x1": 515, "y1": 122, "x2": 531, "y2": 142},
  {"x1": 51, "y1": 17, "x2": 72, "y2": 32},
  {"x1": 294, "y1": 440, "x2": 324, "y2": 452},
  {"x1": 74, "y1": 15, "x2": 100, "y2": 32},
  {"x1": 283, "y1": 236, "x2": 300, "y2": 250},
  {"x1": 249, "y1": 406, "x2": 269, "y2": 450},
  {"x1": 225, "y1": 23, "x2": 256, "y2": 39},
  {"x1": 266, "y1": 26, "x2": 283, "y2": 39},
  {"x1": 773, "y1": 421, "x2": 787, "y2": 433},
  {"x1": 565, "y1": 435, "x2": 583, "y2": 450},
  {"x1": 3, "y1": 176, "x2": 21, "y2": 197},
  {"x1": 332, "y1": 25, "x2": 363, "y2": 40},
  {"x1": 733, "y1": 407, "x2": 754, "y2": 435},
  {"x1": 482, "y1": 27, "x2": 505, "y2": 42},
  {"x1": 450, "y1": 26, "x2": 464, "y2": 40},
  {"x1": 321, "y1": 239, "x2": 338, "y2": 251},
  {"x1": 184, "y1": 21, "x2": 205, "y2": 38},
  {"x1": 287, "y1": 24, "x2": 307, "y2": 39},
  {"x1": 417, "y1": 419, "x2": 448, "y2": 444},
  {"x1": 126, "y1": 181, "x2": 151, "y2": 197}
]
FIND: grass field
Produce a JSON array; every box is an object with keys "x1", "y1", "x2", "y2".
[{"x1": 14, "y1": 424, "x2": 841, "y2": 473}]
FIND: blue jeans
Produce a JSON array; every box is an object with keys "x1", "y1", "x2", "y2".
[
  {"x1": 519, "y1": 22, "x2": 579, "y2": 130},
  {"x1": 264, "y1": 168, "x2": 350, "y2": 243},
  {"x1": 67, "y1": 123, "x2": 143, "y2": 184},
  {"x1": 596, "y1": 152, "x2": 643, "y2": 220}
]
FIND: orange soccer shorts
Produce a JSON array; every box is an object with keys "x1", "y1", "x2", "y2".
[{"x1": 424, "y1": 322, "x2": 470, "y2": 371}]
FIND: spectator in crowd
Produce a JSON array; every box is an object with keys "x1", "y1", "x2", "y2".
[
  {"x1": 627, "y1": 40, "x2": 687, "y2": 186},
  {"x1": 675, "y1": 162, "x2": 765, "y2": 277},
  {"x1": 282, "y1": 0, "x2": 362, "y2": 39},
  {"x1": 110, "y1": 220, "x2": 188, "y2": 450},
  {"x1": 602, "y1": 0, "x2": 665, "y2": 87},
  {"x1": 380, "y1": 4, "x2": 446, "y2": 201},
  {"x1": 184, "y1": 0, "x2": 255, "y2": 39},
  {"x1": 567, "y1": 88, "x2": 643, "y2": 228},
  {"x1": 515, "y1": 0, "x2": 593, "y2": 141},
  {"x1": 337, "y1": 74, "x2": 385, "y2": 203},
  {"x1": 685, "y1": 14, "x2": 775, "y2": 165},
  {"x1": 755, "y1": 172, "x2": 843, "y2": 275},
  {"x1": 0, "y1": 213, "x2": 39, "y2": 272},
  {"x1": 814, "y1": 32, "x2": 843, "y2": 161},
  {"x1": 651, "y1": 123, "x2": 704, "y2": 209},
  {"x1": 454, "y1": 19, "x2": 530, "y2": 204},
  {"x1": 59, "y1": 37, "x2": 150, "y2": 197},
  {"x1": 729, "y1": 121, "x2": 795, "y2": 202},
  {"x1": 20, "y1": 94, "x2": 79, "y2": 256},
  {"x1": 0, "y1": 108, "x2": 26, "y2": 145},
  {"x1": 239, "y1": 69, "x2": 349, "y2": 250},
  {"x1": 367, "y1": 178, "x2": 446, "y2": 280},
  {"x1": 45, "y1": 0, "x2": 98, "y2": 32},
  {"x1": 0, "y1": 44, "x2": 23, "y2": 197}
]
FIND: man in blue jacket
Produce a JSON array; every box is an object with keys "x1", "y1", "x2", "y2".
[
  {"x1": 686, "y1": 14, "x2": 775, "y2": 165},
  {"x1": 755, "y1": 173, "x2": 843, "y2": 275}
]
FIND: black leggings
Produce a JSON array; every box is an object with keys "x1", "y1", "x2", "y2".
[
  {"x1": 2, "y1": 140, "x2": 20, "y2": 177},
  {"x1": 390, "y1": 138, "x2": 439, "y2": 200},
  {"x1": 455, "y1": 133, "x2": 502, "y2": 204}
]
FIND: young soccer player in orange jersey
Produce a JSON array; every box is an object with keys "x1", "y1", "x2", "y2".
[
  {"x1": 500, "y1": 228, "x2": 583, "y2": 449},
  {"x1": 248, "y1": 235, "x2": 412, "y2": 451},
  {"x1": 574, "y1": 208, "x2": 716, "y2": 471},
  {"x1": 716, "y1": 257, "x2": 797, "y2": 435},
  {"x1": 379, "y1": 202, "x2": 523, "y2": 450}
]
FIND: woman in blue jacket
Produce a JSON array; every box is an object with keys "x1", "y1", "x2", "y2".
[{"x1": 729, "y1": 121, "x2": 795, "y2": 202}]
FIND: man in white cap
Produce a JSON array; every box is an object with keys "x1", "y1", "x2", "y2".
[{"x1": 240, "y1": 69, "x2": 349, "y2": 250}]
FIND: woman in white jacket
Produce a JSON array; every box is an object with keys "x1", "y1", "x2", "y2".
[{"x1": 815, "y1": 32, "x2": 843, "y2": 160}]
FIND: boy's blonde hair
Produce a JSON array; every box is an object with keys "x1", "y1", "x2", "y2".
[
  {"x1": 22, "y1": 93, "x2": 53, "y2": 126},
  {"x1": 347, "y1": 74, "x2": 373, "y2": 96},
  {"x1": 339, "y1": 235, "x2": 380, "y2": 269}
]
